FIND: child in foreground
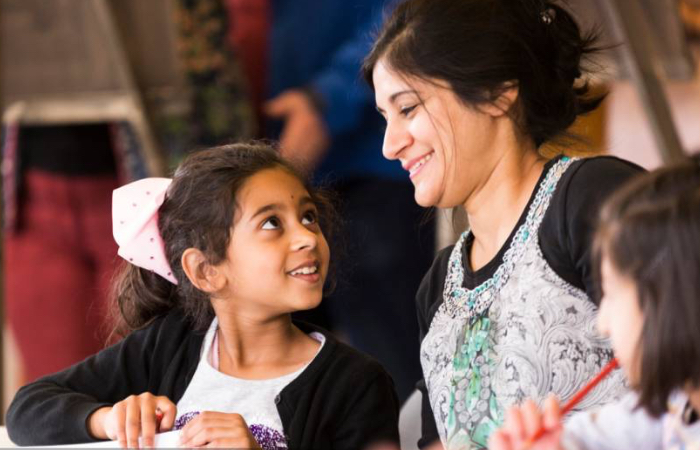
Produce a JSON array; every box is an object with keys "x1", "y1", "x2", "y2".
[
  {"x1": 7, "y1": 143, "x2": 400, "y2": 449},
  {"x1": 489, "y1": 155, "x2": 700, "y2": 450}
]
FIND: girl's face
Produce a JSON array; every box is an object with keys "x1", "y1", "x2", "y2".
[
  {"x1": 597, "y1": 254, "x2": 645, "y2": 385},
  {"x1": 372, "y1": 60, "x2": 503, "y2": 208},
  {"x1": 216, "y1": 167, "x2": 330, "y2": 317}
]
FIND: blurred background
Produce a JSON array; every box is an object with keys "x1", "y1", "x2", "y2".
[{"x1": 0, "y1": 0, "x2": 699, "y2": 428}]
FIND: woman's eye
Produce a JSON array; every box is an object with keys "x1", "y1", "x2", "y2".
[
  {"x1": 262, "y1": 217, "x2": 281, "y2": 230},
  {"x1": 301, "y1": 211, "x2": 318, "y2": 225},
  {"x1": 400, "y1": 105, "x2": 417, "y2": 116}
]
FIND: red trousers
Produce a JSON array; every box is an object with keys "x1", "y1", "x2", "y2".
[{"x1": 4, "y1": 170, "x2": 119, "y2": 381}]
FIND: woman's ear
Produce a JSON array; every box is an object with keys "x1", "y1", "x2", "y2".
[
  {"x1": 181, "y1": 248, "x2": 226, "y2": 294},
  {"x1": 481, "y1": 83, "x2": 519, "y2": 118}
]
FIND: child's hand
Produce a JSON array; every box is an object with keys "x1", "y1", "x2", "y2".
[
  {"x1": 179, "y1": 412, "x2": 261, "y2": 449},
  {"x1": 89, "y1": 393, "x2": 176, "y2": 448},
  {"x1": 488, "y1": 397, "x2": 564, "y2": 450}
]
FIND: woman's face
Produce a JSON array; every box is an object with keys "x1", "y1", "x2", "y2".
[
  {"x1": 597, "y1": 254, "x2": 644, "y2": 385},
  {"x1": 373, "y1": 60, "x2": 502, "y2": 208}
]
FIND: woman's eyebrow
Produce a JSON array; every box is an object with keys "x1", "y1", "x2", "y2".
[
  {"x1": 377, "y1": 90, "x2": 419, "y2": 114},
  {"x1": 389, "y1": 89, "x2": 418, "y2": 103}
]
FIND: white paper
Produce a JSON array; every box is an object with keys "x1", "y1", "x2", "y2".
[{"x1": 35, "y1": 430, "x2": 182, "y2": 448}]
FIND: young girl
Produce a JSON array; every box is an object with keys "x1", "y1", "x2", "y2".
[
  {"x1": 6, "y1": 143, "x2": 400, "y2": 450},
  {"x1": 488, "y1": 155, "x2": 700, "y2": 450}
]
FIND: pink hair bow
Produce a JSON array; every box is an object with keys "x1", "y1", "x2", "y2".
[{"x1": 112, "y1": 178, "x2": 178, "y2": 284}]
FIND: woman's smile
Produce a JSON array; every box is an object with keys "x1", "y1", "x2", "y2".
[{"x1": 404, "y1": 151, "x2": 435, "y2": 179}]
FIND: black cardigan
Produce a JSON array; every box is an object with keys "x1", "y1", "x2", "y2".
[{"x1": 7, "y1": 311, "x2": 400, "y2": 449}]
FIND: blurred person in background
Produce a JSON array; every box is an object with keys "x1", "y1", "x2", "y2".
[
  {"x1": 2, "y1": 122, "x2": 128, "y2": 382},
  {"x1": 1, "y1": 0, "x2": 253, "y2": 384}
]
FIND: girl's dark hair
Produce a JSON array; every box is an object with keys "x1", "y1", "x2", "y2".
[
  {"x1": 593, "y1": 155, "x2": 700, "y2": 417},
  {"x1": 362, "y1": 0, "x2": 603, "y2": 147},
  {"x1": 110, "y1": 142, "x2": 338, "y2": 336}
]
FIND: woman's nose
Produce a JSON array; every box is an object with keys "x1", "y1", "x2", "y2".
[{"x1": 382, "y1": 118, "x2": 411, "y2": 161}]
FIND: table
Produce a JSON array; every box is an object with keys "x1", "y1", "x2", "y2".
[{"x1": 0, "y1": 426, "x2": 16, "y2": 447}]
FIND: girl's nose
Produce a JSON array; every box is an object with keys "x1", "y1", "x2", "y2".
[
  {"x1": 382, "y1": 118, "x2": 411, "y2": 161},
  {"x1": 291, "y1": 224, "x2": 318, "y2": 251}
]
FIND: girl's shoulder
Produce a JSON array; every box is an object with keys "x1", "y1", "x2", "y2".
[
  {"x1": 284, "y1": 322, "x2": 399, "y2": 419},
  {"x1": 121, "y1": 309, "x2": 207, "y2": 361},
  {"x1": 286, "y1": 322, "x2": 400, "y2": 419},
  {"x1": 293, "y1": 321, "x2": 392, "y2": 379},
  {"x1": 283, "y1": 324, "x2": 400, "y2": 449},
  {"x1": 563, "y1": 391, "x2": 664, "y2": 450},
  {"x1": 130, "y1": 308, "x2": 200, "y2": 338}
]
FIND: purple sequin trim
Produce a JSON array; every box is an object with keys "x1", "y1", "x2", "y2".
[
  {"x1": 174, "y1": 411, "x2": 200, "y2": 430},
  {"x1": 173, "y1": 413, "x2": 287, "y2": 449},
  {"x1": 249, "y1": 424, "x2": 287, "y2": 450}
]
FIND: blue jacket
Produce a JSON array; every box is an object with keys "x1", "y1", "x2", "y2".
[{"x1": 268, "y1": 0, "x2": 404, "y2": 181}]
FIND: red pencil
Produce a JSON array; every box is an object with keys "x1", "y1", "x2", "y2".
[{"x1": 522, "y1": 357, "x2": 619, "y2": 449}]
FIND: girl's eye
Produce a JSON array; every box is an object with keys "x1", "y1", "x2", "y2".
[
  {"x1": 301, "y1": 210, "x2": 318, "y2": 225},
  {"x1": 262, "y1": 216, "x2": 281, "y2": 230},
  {"x1": 400, "y1": 105, "x2": 417, "y2": 117}
]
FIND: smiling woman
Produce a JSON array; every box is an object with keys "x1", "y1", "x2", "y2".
[
  {"x1": 363, "y1": 1, "x2": 645, "y2": 449},
  {"x1": 372, "y1": 64, "x2": 512, "y2": 209},
  {"x1": 6, "y1": 143, "x2": 400, "y2": 450}
]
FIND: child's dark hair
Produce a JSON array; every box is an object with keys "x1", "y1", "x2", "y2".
[
  {"x1": 594, "y1": 155, "x2": 700, "y2": 417},
  {"x1": 110, "y1": 142, "x2": 338, "y2": 336},
  {"x1": 362, "y1": 0, "x2": 603, "y2": 147}
]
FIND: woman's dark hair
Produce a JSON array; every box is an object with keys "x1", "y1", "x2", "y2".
[
  {"x1": 593, "y1": 154, "x2": 700, "y2": 418},
  {"x1": 109, "y1": 142, "x2": 338, "y2": 336},
  {"x1": 362, "y1": 0, "x2": 603, "y2": 147}
]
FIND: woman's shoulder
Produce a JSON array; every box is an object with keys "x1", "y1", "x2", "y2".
[
  {"x1": 539, "y1": 155, "x2": 645, "y2": 297},
  {"x1": 561, "y1": 155, "x2": 645, "y2": 191},
  {"x1": 547, "y1": 154, "x2": 644, "y2": 229},
  {"x1": 549, "y1": 154, "x2": 645, "y2": 233}
]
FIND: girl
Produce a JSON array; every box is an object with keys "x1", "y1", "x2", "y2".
[
  {"x1": 489, "y1": 156, "x2": 700, "y2": 450},
  {"x1": 363, "y1": 0, "x2": 637, "y2": 448},
  {"x1": 6, "y1": 143, "x2": 400, "y2": 450}
]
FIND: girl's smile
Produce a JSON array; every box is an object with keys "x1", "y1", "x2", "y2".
[{"x1": 287, "y1": 260, "x2": 322, "y2": 283}]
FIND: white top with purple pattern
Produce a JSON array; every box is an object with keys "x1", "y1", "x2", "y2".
[{"x1": 174, "y1": 318, "x2": 325, "y2": 450}]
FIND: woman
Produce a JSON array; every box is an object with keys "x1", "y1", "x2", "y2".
[{"x1": 363, "y1": 0, "x2": 640, "y2": 449}]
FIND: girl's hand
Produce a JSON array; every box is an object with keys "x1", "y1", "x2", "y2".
[
  {"x1": 488, "y1": 397, "x2": 564, "y2": 450},
  {"x1": 89, "y1": 393, "x2": 177, "y2": 449},
  {"x1": 179, "y1": 412, "x2": 261, "y2": 449}
]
